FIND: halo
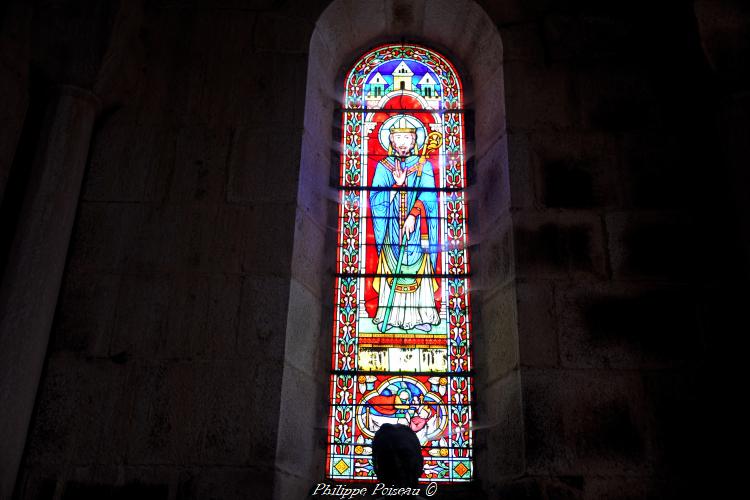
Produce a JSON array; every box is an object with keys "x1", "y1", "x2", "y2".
[{"x1": 379, "y1": 114, "x2": 427, "y2": 151}]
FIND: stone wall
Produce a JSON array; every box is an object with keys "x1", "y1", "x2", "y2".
[
  {"x1": 0, "y1": 0, "x2": 744, "y2": 499},
  {"x1": 7, "y1": 1, "x2": 318, "y2": 499},
  {"x1": 498, "y1": 1, "x2": 737, "y2": 498}
]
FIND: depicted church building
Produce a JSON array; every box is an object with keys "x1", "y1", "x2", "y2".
[
  {"x1": 418, "y1": 73, "x2": 438, "y2": 99},
  {"x1": 365, "y1": 61, "x2": 441, "y2": 110},
  {"x1": 0, "y1": 0, "x2": 745, "y2": 499}
]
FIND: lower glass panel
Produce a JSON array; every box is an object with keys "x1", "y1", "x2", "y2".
[{"x1": 327, "y1": 373, "x2": 473, "y2": 482}]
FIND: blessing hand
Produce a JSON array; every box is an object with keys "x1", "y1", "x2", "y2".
[{"x1": 393, "y1": 165, "x2": 406, "y2": 186}]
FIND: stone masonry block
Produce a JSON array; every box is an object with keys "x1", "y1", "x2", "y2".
[
  {"x1": 310, "y1": 0, "x2": 359, "y2": 61},
  {"x1": 474, "y1": 136, "x2": 511, "y2": 222},
  {"x1": 541, "y1": 14, "x2": 636, "y2": 64},
  {"x1": 505, "y1": 61, "x2": 577, "y2": 131},
  {"x1": 237, "y1": 275, "x2": 290, "y2": 364},
  {"x1": 118, "y1": 204, "x2": 196, "y2": 273},
  {"x1": 529, "y1": 131, "x2": 621, "y2": 209},
  {"x1": 253, "y1": 12, "x2": 314, "y2": 53},
  {"x1": 159, "y1": 125, "x2": 231, "y2": 204},
  {"x1": 66, "y1": 202, "x2": 144, "y2": 274},
  {"x1": 168, "y1": 204, "x2": 225, "y2": 272},
  {"x1": 284, "y1": 278, "x2": 324, "y2": 376},
  {"x1": 226, "y1": 52, "x2": 307, "y2": 126},
  {"x1": 82, "y1": 107, "x2": 156, "y2": 203},
  {"x1": 14, "y1": 464, "x2": 59, "y2": 500},
  {"x1": 541, "y1": 477, "x2": 585, "y2": 500},
  {"x1": 507, "y1": 132, "x2": 536, "y2": 210},
  {"x1": 61, "y1": 479, "x2": 168, "y2": 500},
  {"x1": 24, "y1": 357, "x2": 126, "y2": 466},
  {"x1": 523, "y1": 368, "x2": 649, "y2": 476},
  {"x1": 476, "y1": 283, "x2": 520, "y2": 384},
  {"x1": 516, "y1": 280, "x2": 559, "y2": 367},
  {"x1": 119, "y1": 202, "x2": 247, "y2": 275},
  {"x1": 124, "y1": 359, "x2": 282, "y2": 466},
  {"x1": 618, "y1": 131, "x2": 688, "y2": 209},
  {"x1": 493, "y1": 476, "x2": 546, "y2": 500},
  {"x1": 499, "y1": 22, "x2": 546, "y2": 63},
  {"x1": 644, "y1": 477, "x2": 705, "y2": 500},
  {"x1": 473, "y1": 66, "x2": 507, "y2": 142},
  {"x1": 289, "y1": 204, "x2": 330, "y2": 297},
  {"x1": 275, "y1": 364, "x2": 327, "y2": 476},
  {"x1": 110, "y1": 272, "x2": 173, "y2": 358},
  {"x1": 163, "y1": 272, "x2": 241, "y2": 359},
  {"x1": 176, "y1": 466, "x2": 273, "y2": 500},
  {"x1": 227, "y1": 126, "x2": 303, "y2": 205},
  {"x1": 51, "y1": 271, "x2": 120, "y2": 356},
  {"x1": 236, "y1": 202, "x2": 296, "y2": 277},
  {"x1": 192, "y1": 360, "x2": 281, "y2": 465},
  {"x1": 278, "y1": 469, "x2": 321, "y2": 500},
  {"x1": 513, "y1": 210, "x2": 607, "y2": 280},
  {"x1": 124, "y1": 360, "x2": 198, "y2": 464},
  {"x1": 583, "y1": 476, "x2": 646, "y2": 500},
  {"x1": 521, "y1": 369, "x2": 568, "y2": 475},
  {"x1": 477, "y1": 372, "x2": 524, "y2": 482},
  {"x1": 193, "y1": 204, "x2": 245, "y2": 274},
  {"x1": 605, "y1": 211, "x2": 693, "y2": 280},
  {"x1": 475, "y1": 212, "x2": 514, "y2": 291},
  {"x1": 556, "y1": 283, "x2": 703, "y2": 368},
  {"x1": 695, "y1": 0, "x2": 750, "y2": 91},
  {"x1": 478, "y1": 0, "x2": 550, "y2": 26},
  {"x1": 575, "y1": 67, "x2": 661, "y2": 133},
  {"x1": 422, "y1": 0, "x2": 484, "y2": 58},
  {"x1": 495, "y1": 476, "x2": 587, "y2": 500},
  {"x1": 642, "y1": 370, "x2": 709, "y2": 479},
  {"x1": 385, "y1": 0, "x2": 426, "y2": 34}
]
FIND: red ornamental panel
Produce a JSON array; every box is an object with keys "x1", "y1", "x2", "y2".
[{"x1": 328, "y1": 44, "x2": 474, "y2": 483}]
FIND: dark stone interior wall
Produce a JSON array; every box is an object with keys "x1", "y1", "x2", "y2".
[
  {"x1": 497, "y1": 1, "x2": 744, "y2": 498},
  {"x1": 0, "y1": 1, "x2": 31, "y2": 220},
  {"x1": 4, "y1": 1, "x2": 325, "y2": 499},
  {"x1": 0, "y1": 0, "x2": 746, "y2": 499}
]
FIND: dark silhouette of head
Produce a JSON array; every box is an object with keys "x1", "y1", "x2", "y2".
[{"x1": 371, "y1": 423, "x2": 424, "y2": 487}]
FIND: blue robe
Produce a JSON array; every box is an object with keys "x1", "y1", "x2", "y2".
[{"x1": 370, "y1": 155, "x2": 440, "y2": 329}]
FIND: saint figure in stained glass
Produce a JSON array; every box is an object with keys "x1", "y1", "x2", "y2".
[{"x1": 371, "y1": 116, "x2": 440, "y2": 332}]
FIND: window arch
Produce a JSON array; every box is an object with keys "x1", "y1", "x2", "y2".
[
  {"x1": 274, "y1": 2, "x2": 513, "y2": 498},
  {"x1": 327, "y1": 44, "x2": 473, "y2": 483}
]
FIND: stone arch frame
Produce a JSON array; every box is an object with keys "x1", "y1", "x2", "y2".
[{"x1": 275, "y1": 2, "x2": 520, "y2": 498}]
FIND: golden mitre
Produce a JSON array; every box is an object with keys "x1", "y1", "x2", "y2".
[{"x1": 390, "y1": 116, "x2": 417, "y2": 134}]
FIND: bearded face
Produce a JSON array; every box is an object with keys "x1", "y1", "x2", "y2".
[{"x1": 390, "y1": 132, "x2": 416, "y2": 157}]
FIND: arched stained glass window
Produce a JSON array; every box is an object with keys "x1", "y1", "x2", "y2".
[{"x1": 327, "y1": 44, "x2": 473, "y2": 483}]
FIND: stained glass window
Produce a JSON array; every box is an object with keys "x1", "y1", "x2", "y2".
[{"x1": 327, "y1": 44, "x2": 473, "y2": 483}]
